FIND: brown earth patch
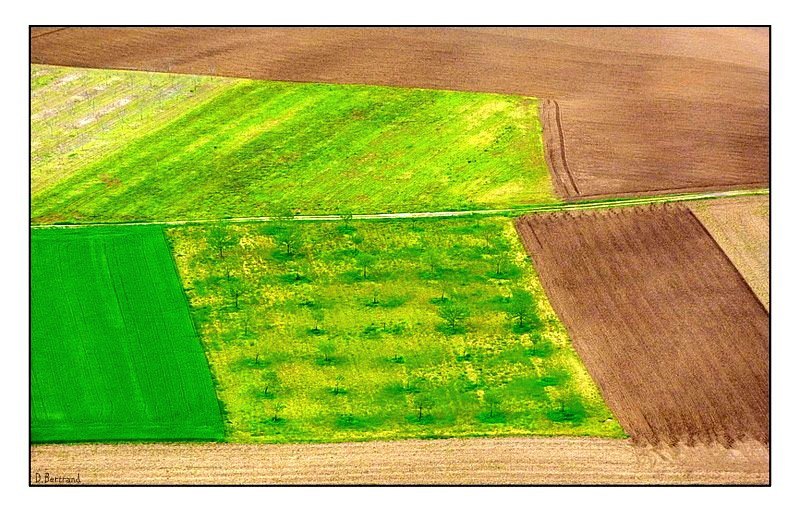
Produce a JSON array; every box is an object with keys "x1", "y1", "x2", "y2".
[
  {"x1": 30, "y1": 27, "x2": 768, "y2": 200},
  {"x1": 29, "y1": 437, "x2": 768, "y2": 485},
  {"x1": 554, "y1": 97, "x2": 769, "y2": 200},
  {"x1": 515, "y1": 204, "x2": 769, "y2": 446},
  {"x1": 689, "y1": 195, "x2": 770, "y2": 310}
]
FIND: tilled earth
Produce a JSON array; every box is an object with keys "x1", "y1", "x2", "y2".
[
  {"x1": 515, "y1": 204, "x2": 769, "y2": 446},
  {"x1": 689, "y1": 195, "x2": 770, "y2": 309}
]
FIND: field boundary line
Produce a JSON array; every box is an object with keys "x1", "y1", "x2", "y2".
[
  {"x1": 574, "y1": 180, "x2": 769, "y2": 200},
  {"x1": 30, "y1": 188, "x2": 769, "y2": 229},
  {"x1": 685, "y1": 208, "x2": 770, "y2": 315}
]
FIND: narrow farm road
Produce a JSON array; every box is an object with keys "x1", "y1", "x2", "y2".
[{"x1": 30, "y1": 188, "x2": 769, "y2": 229}]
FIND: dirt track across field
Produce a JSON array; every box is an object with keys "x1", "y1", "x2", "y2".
[
  {"x1": 30, "y1": 437, "x2": 768, "y2": 485},
  {"x1": 516, "y1": 204, "x2": 769, "y2": 446},
  {"x1": 689, "y1": 195, "x2": 770, "y2": 310},
  {"x1": 30, "y1": 27, "x2": 769, "y2": 200}
]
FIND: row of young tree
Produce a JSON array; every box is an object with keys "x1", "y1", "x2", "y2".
[
  {"x1": 208, "y1": 215, "x2": 521, "y2": 279},
  {"x1": 205, "y1": 220, "x2": 543, "y2": 336},
  {"x1": 262, "y1": 362, "x2": 576, "y2": 425},
  {"x1": 437, "y1": 288, "x2": 540, "y2": 334}
]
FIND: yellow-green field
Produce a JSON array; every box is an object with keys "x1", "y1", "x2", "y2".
[
  {"x1": 167, "y1": 217, "x2": 624, "y2": 443},
  {"x1": 32, "y1": 65, "x2": 556, "y2": 224}
]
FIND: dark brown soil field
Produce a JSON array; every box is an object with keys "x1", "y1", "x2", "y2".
[
  {"x1": 30, "y1": 437, "x2": 768, "y2": 485},
  {"x1": 515, "y1": 204, "x2": 769, "y2": 446},
  {"x1": 30, "y1": 27, "x2": 768, "y2": 200}
]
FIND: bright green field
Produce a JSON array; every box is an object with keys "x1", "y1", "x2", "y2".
[
  {"x1": 167, "y1": 217, "x2": 624, "y2": 443},
  {"x1": 31, "y1": 226, "x2": 224, "y2": 442},
  {"x1": 31, "y1": 66, "x2": 556, "y2": 224}
]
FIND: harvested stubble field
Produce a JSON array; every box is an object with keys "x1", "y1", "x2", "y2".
[
  {"x1": 30, "y1": 27, "x2": 769, "y2": 199},
  {"x1": 31, "y1": 65, "x2": 554, "y2": 223},
  {"x1": 689, "y1": 195, "x2": 770, "y2": 309},
  {"x1": 30, "y1": 437, "x2": 768, "y2": 485},
  {"x1": 31, "y1": 226, "x2": 224, "y2": 442},
  {"x1": 166, "y1": 217, "x2": 622, "y2": 443},
  {"x1": 515, "y1": 204, "x2": 769, "y2": 446}
]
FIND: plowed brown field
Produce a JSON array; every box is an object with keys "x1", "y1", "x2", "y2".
[
  {"x1": 30, "y1": 27, "x2": 769, "y2": 200},
  {"x1": 515, "y1": 204, "x2": 769, "y2": 446},
  {"x1": 689, "y1": 195, "x2": 770, "y2": 309},
  {"x1": 553, "y1": 98, "x2": 768, "y2": 199},
  {"x1": 30, "y1": 438, "x2": 768, "y2": 485}
]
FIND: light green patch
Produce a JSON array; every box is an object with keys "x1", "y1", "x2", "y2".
[{"x1": 31, "y1": 65, "x2": 230, "y2": 197}]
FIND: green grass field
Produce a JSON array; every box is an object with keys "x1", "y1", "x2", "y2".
[
  {"x1": 32, "y1": 66, "x2": 556, "y2": 224},
  {"x1": 167, "y1": 217, "x2": 624, "y2": 443},
  {"x1": 31, "y1": 226, "x2": 224, "y2": 442}
]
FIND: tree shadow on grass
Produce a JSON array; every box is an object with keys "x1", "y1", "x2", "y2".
[
  {"x1": 436, "y1": 323, "x2": 468, "y2": 335},
  {"x1": 477, "y1": 411, "x2": 508, "y2": 424},
  {"x1": 405, "y1": 414, "x2": 436, "y2": 425},
  {"x1": 546, "y1": 399, "x2": 587, "y2": 424},
  {"x1": 383, "y1": 381, "x2": 421, "y2": 396},
  {"x1": 277, "y1": 272, "x2": 312, "y2": 284},
  {"x1": 524, "y1": 340, "x2": 555, "y2": 358},
  {"x1": 333, "y1": 413, "x2": 384, "y2": 430},
  {"x1": 314, "y1": 356, "x2": 345, "y2": 367}
]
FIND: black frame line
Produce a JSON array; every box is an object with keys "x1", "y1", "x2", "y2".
[{"x1": 27, "y1": 24, "x2": 772, "y2": 488}]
